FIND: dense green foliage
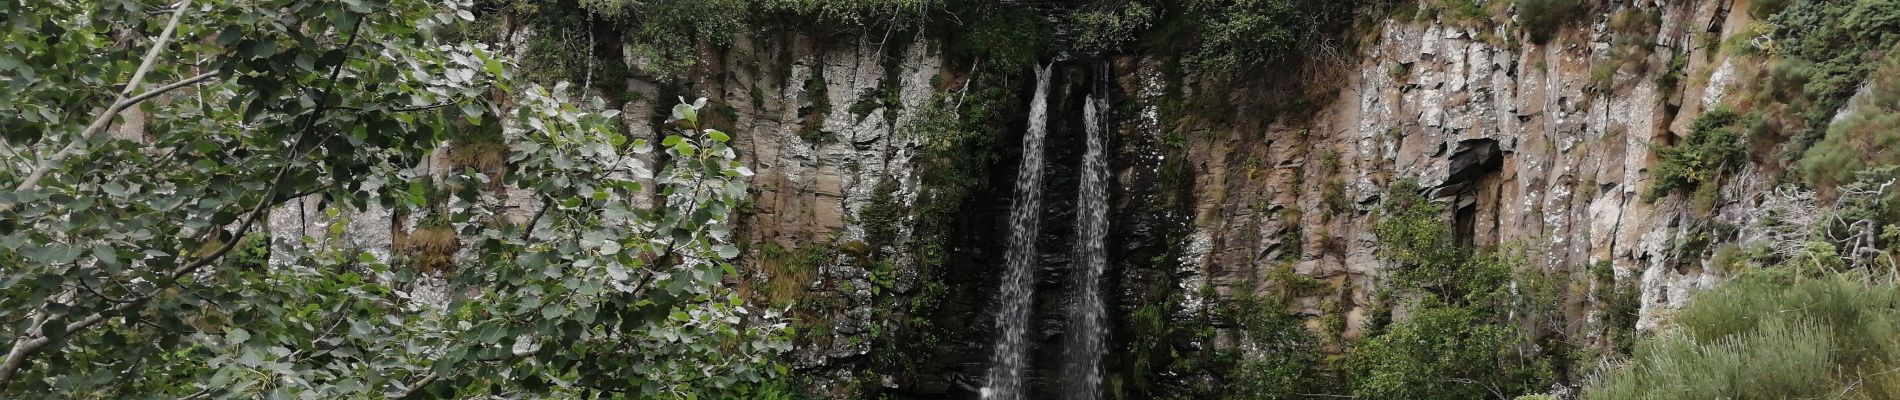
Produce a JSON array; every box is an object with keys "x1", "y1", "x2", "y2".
[
  {"x1": 1353, "y1": 180, "x2": 1557, "y2": 399},
  {"x1": 1184, "y1": 0, "x2": 1356, "y2": 75},
  {"x1": 1218, "y1": 269, "x2": 1326, "y2": 399},
  {"x1": 1801, "y1": 52, "x2": 1900, "y2": 190},
  {"x1": 1648, "y1": 107, "x2": 1747, "y2": 202},
  {"x1": 954, "y1": 8, "x2": 1049, "y2": 74},
  {"x1": 0, "y1": 0, "x2": 787, "y2": 397},
  {"x1": 1717, "y1": 0, "x2": 1900, "y2": 167},
  {"x1": 1069, "y1": 0, "x2": 1159, "y2": 52},
  {"x1": 1351, "y1": 303, "x2": 1552, "y2": 399},
  {"x1": 1187, "y1": 0, "x2": 1313, "y2": 74},
  {"x1": 1514, "y1": 0, "x2": 1581, "y2": 44}
]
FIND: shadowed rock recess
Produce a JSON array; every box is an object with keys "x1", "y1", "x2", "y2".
[{"x1": 261, "y1": 0, "x2": 1900, "y2": 398}]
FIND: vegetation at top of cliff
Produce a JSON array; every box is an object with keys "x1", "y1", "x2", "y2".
[
  {"x1": 1185, "y1": 0, "x2": 1318, "y2": 74},
  {"x1": 1514, "y1": 0, "x2": 1583, "y2": 44},
  {"x1": 760, "y1": 0, "x2": 941, "y2": 26},
  {"x1": 1181, "y1": 0, "x2": 1361, "y2": 76},
  {"x1": 1069, "y1": 0, "x2": 1160, "y2": 53},
  {"x1": 946, "y1": 6, "x2": 1050, "y2": 74},
  {"x1": 0, "y1": 0, "x2": 791, "y2": 396}
]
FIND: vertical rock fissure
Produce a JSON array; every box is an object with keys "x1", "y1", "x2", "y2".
[
  {"x1": 1061, "y1": 70, "x2": 1110, "y2": 400},
  {"x1": 984, "y1": 64, "x2": 1053, "y2": 400}
]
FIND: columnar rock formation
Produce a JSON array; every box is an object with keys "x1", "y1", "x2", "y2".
[{"x1": 258, "y1": 0, "x2": 1857, "y2": 396}]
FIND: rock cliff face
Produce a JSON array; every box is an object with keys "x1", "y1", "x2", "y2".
[
  {"x1": 262, "y1": 0, "x2": 1851, "y2": 397},
  {"x1": 1154, "y1": 0, "x2": 1739, "y2": 350}
]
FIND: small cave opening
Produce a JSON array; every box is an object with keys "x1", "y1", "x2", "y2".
[{"x1": 1436, "y1": 138, "x2": 1505, "y2": 246}]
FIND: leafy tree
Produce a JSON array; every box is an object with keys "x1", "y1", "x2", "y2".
[
  {"x1": 1069, "y1": 0, "x2": 1159, "y2": 53},
  {"x1": 1349, "y1": 303, "x2": 1552, "y2": 400},
  {"x1": 0, "y1": 0, "x2": 786, "y2": 397},
  {"x1": 1187, "y1": 0, "x2": 1322, "y2": 75},
  {"x1": 1352, "y1": 180, "x2": 1557, "y2": 400}
]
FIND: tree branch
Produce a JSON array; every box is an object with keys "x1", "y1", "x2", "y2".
[
  {"x1": 6, "y1": 0, "x2": 195, "y2": 208},
  {"x1": 519, "y1": 194, "x2": 553, "y2": 242},
  {"x1": 394, "y1": 373, "x2": 439, "y2": 398},
  {"x1": 0, "y1": 11, "x2": 363, "y2": 387},
  {"x1": 394, "y1": 348, "x2": 534, "y2": 398}
]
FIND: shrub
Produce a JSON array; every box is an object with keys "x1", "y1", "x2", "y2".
[
  {"x1": 1372, "y1": 179, "x2": 1471, "y2": 294},
  {"x1": 1187, "y1": 0, "x2": 1331, "y2": 75},
  {"x1": 1356, "y1": 182, "x2": 1569, "y2": 400},
  {"x1": 952, "y1": 7, "x2": 1048, "y2": 73},
  {"x1": 1647, "y1": 107, "x2": 1746, "y2": 202},
  {"x1": 858, "y1": 178, "x2": 906, "y2": 255},
  {"x1": 1070, "y1": 0, "x2": 1159, "y2": 52},
  {"x1": 760, "y1": 243, "x2": 827, "y2": 307},
  {"x1": 1749, "y1": 0, "x2": 1796, "y2": 20},
  {"x1": 1595, "y1": 8, "x2": 1660, "y2": 90},
  {"x1": 1223, "y1": 289, "x2": 1325, "y2": 399},
  {"x1": 1348, "y1": 303, "x2": 1554, "y2": 400},
  {"x1": 1419, "y1": 0, "x2": 1494, "y2": 30},
  {"x1": 1514, "y1": 0, "x2": 1581, "y2": 44},
  {"x1": 1801, "y1": 52, "x2": 1900, "y2": 190},
  {"x1": 1746, "y1": 0, "x2": 1900, "y2": 164},
  {"x1": 1584, "y1": 273, "x2": 1900, "y2": 399},
  {"x1": 760, "y1": 0, "x2": 940, "y2": 27}
]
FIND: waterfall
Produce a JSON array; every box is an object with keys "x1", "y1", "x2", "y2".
[
  {"x1": 1062, "y1": 87, "x2": 1109, "y2": 400},
  {"x1": 984, "y1": 64, "x2": 1052, "y2": 400}
]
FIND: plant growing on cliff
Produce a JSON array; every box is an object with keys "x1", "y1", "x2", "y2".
[
  {"x1": 1801, "y1": 51, "x2": 1900, "y2": 191},
  {"x1": 1647, "y1": 107, "x2": 1747, "y2": 202},
  {"x1": 0, "y1": 0, "x2": 787, "y2": 396},
  {"x1": 1513, "y1": 0, "x2": 1581, "y2": 44},
  {"x1": 1718, "y1": 0, "x2": 1900, "y2": 167}
]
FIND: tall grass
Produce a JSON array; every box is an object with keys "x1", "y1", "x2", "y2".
[{"x1": 1585, "y1": 273, "x2": 1900, "y2": 399}]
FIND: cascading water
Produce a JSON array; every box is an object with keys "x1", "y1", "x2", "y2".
[
  {"x1": 983, "y1": 64, "x2": 1053, "y2": 400},
  {"x1": 1061, "y1": 84, "x2": 1109, "y2": 400}
]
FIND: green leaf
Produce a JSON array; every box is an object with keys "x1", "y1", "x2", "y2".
[
  {"x1": 217, "y1": 27, "x2": 243, "y2": 46},
  {"x1": 474, "y1": 322, "x2": 503, "y2": 344},
  {"x1": 706, "y1": 129, "x2": 730, "y2": 143},
  {"x1": 294, "y1": 53, "x2": 315, "y2": 72},
  {"x1": 671, "y1": 103, "x2": 696, "y2": 124},
  {"x1": 244, "y1": 39, "x2": 277, "y2": 59},
  {"x1": 541, "y1": 305, "x2": 570, "y2": 319},
  {"x1": 228, "y1": 328, "x2": 251, "y2": 344},
  {"x1": 461, "y1": 102, "x2": 483, "y2": 122},
  {"x1": 483, "y1": 57, "x2": 504, "y2": 77},
  {"x1": 92, "y1": 246, "x2": 121, "y2": 269},
  {"x1": 661, "y1": 135, "x2": 683, "y2": 147}
]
